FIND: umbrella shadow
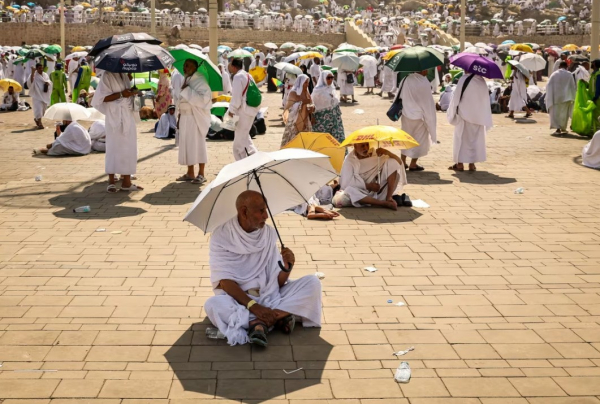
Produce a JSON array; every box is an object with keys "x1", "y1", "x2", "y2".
[
  {"x1": 338, "y1": 206, "x2": 423, "y2": 224},
  {"x1": 165, "y1": 323, "x2": 333, "y2": 401},
  {"x1": 48, "y1": 182, "x2": 146, "y2": 219},
  {"x1": 552, "y1": 132, "x2": 590, "y2": 140},
  {"x1": 11, "y1": 127, "x2": 42, "y2": 134},
  {"x1": 451, "y1": 171, "x2": 517, "y2": 185},
  {"x1": 140, "y1": 182, "x2": 202, "y2": 206},
  {"x1": 406, "y1": 171, "x2": 453, "y2": 185}
]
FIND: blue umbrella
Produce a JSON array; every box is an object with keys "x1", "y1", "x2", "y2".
[
  {"x1": 217, "y1": 45, "x2": 232, "y2": 52},
  {"x1": 501, "y1": 40, "x2": 515, "y2": 45},
  {"x1": 449, "y1": 53, "x2": 503, "y2": 79},
  {"x1": 95, "y1": 42, "x2": 174, "y2": 73},
  {"x1": 557, "y1": 16, "x2": 567, "y2": 22},
  {"x1": 27, "y1": 2, "x2": 35, "y2": 6},
  {"x1": 12, "y1": 4, "x2": 21, "y2": 8},
  {"x1": 243, "y1": 46, "x2": 256, "y2": 52}
]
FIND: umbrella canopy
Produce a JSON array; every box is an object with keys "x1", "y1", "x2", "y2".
[
  {"x1": 340, "y1": 125, "x2": 419, "y2": 150},
  {"x1": 464, "y1": 46, "x2": 489, "y2": 55},
  {"x1": 0, "y1": 78, "x2": 23, "y2": 92},
  {"x1": 170, "y1": 48, "x2": 223, "y2": 92},
  {"x1": 95, "y1": 42, "x2": 174, "y2": 73},
  {"x1": 386, "y1": 46, "x2": 443, "y2": 72},
  {"x1": 280, "y1": 42, "x2": 296, "y2": 49},
  {"x1": 314, "y1": 45, "x2": 328, "y2": 53},
  {"x1": 218, "y1": 45, "x2": 232, "y2": 52},
  {"x1": 211, "y1": 101, "x2": 229, "y2": 117},
  {"x1": 43, "y1": 103, "x2": 91, "y2": 121},
  {"x1": 545, "y1": 48, "x2": 559, "y2": 58},
  {"x1": 183, "y1": 149, "x2": 337, "y2": 233},
  {"x1": 281, "y1": 132, "x2": 344, "y2": 173},
  {"x1": 72, "y1": 46, "x2": 87, "y2": 52},
  {"x1": 299, "y1": 51, "x2": 323, "y2": 60},
  {"x1": 131, "y1": 77, "x2": 159, "y2": 91},
  {"x1": 250, "y1": 66, "x2": 267, "y2": 83},
  {"x1": 229, "y1": 48, "x2": 254, "y2": 59},
  {"x1": 359, "y1": 55, "x2": 378, "y2": 66},
  {"x1": 510, "y1": 44, "x2": 533, "y2": 53},
  {"x1": 508, "y1": 60, "x2": 531, "y2": 78},
  {"x1": 86, "y1": 107, "x2": 105, "y2": 121},
  {"x1": 449, "y1": 53, "x2": 503, "y2": 79},
  {"x1": 331, "y1": 52, "x2": 360, "y2": 71},
  {"x1": 65, "y1": 51, "x2": 88, "y2": 61},
  {"x1": 243, "y1": 46, "x2": 256, "y2": 52},
  {"x1": 264, "y1": 42, "x2": 278, "y2": 50},
  {"x1": 274, "y1": 62, "x2": 303, "y2": 76},
  {"x1": 563, "y1": 44, "x2": 579, "y2": 51},
  {"x1": 519, "y1": 53, "x2": 547, "y2": 71},
  {"x1": 501, "y1": 40, "x2": 516, "y2": 45},
  {"x1": 88, "y1": 32, "x2": 162, "y2": 57},
  {"x1": 568, "y1": 54, "x2": 589, "y2": 63},
  {"x1": 43, "y1": 44, "x2": 62, "y2": 55},
  {"x1": 25, "y1": 49, "x2": 47, "y2": 60}
]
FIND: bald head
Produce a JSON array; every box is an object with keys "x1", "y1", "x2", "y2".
[{"x1": 236, "y1": 190, "x2": 268, "y2": 232}]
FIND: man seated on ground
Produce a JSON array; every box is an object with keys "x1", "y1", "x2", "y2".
[
  {"x1": 89, "y1": 120, "x2": 106, "y2": 152},
  {"x1": 333, "y1": 142, "x2": 408, "y2": 211},
  {"x1": 155, "y1": 104, "x2": 177, "y2": 139},
  {"x1": 33, "y1": 119, "x2": 91, "y2": 156},
  {"x1": 204, "y1": 190, "x2": 322, "y2": 347},
  {"x1": 0, "y1": 86, "x2": 19, "y2": 111},
  {"x1": 436, "y1": 84, "x2": 454, "y2": 111}
]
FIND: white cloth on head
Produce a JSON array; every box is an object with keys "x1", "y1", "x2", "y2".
[
  {"x1": 582, "y1": 130, "x2": 600, "y2": 168},
  {"x1": 178, "y1": 72, "x2": 211, "y2": 166},
  {"x1": 91, "y1": 72, "x2": 138, "y2": 175},
  {"x1": 438, "y1": 84, "x2": 455, "y2": 111},
  {"x1": 447, "y1": 74, "x2": 492, "y2": 164},
  {"x1": 155, "y1": 111, "x2": 177, "y2": 139},
  {"x1": 205, "y1": 217, "x2": 322, "y2": 345},
  {"x1": 337, "y1": 150, "x2": 407, "y2": 207},
  {"x1": 89, "y1": 120, "x2": 106, "y2": 152},
  {"x1": 290, "y1": 74, "x2": 309, "y2": 96},
  {"x1": 309, "y1": 63, "x2": 322, "y2": 82},
  {"x1": 220, "y1": 64, "x2": 232, "y2": 94},
  {"x1": 29, "y1": 71, "x2": 52, "y2": 119},
  {"x1": 47, "y1": 121, "x2": 91, "y2": 156},
  {"x1": 311, "y1": 70, "x2": 339, "y2": 111},
  {"x1": 508, "y1": 71, "x2": 527, "y2": 112},
  {"x1": 399, "y1": 73, "x2": 437, "y2": 158},
  {"x1": 574, "y1": 65, "x2": 590, "y2": 83},
  {"x1": 228, "y1": 69, "x2": 259, "y2": 160}
]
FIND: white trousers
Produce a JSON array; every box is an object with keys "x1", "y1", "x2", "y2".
[
  {"x1": 32, "y1": 98, "x2": 47, "y2": 120},
  {"x1": 233, "y1": 114, "x2": 258, "y2": 161}
]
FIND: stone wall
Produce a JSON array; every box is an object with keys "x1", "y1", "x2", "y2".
[
  {"x1": 4, "y1": 23, "x2": 345, "y2": 48},
  {"x1": 344, "y1": 21, "x2": 376, "y2": 49},
  {"x1": 466, "y1": 34, "x2": 590, "y2": 47}
]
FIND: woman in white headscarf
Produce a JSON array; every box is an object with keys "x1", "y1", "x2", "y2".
[
  {"x1": 280, "y1": 74, "x2": 314, "y2": 147},
  {"x1": 311, "y1": 70, "x2": 345, "y2": 143}
]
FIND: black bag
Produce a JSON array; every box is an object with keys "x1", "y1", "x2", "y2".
[
  {"x1": 386, "y1": 77, "x2": 407, "y2": 122},
  {"x1": 455, "y1": 73, "x2": 475, "y2": 114},
  {"x1": 254, "y1": 117, "x2": 267, "y2": 134},
  {"x1": 346, "y1": 73, "x2": 354, "y2": 84}
]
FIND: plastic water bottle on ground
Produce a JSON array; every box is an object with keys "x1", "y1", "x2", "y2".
[
  {"x1": 514, "y1": 187, "x2": 525, "y2": 194},
  {"x1": 394, "y1": 361, "x2": 411, "y2": 383},
  {"x1": 73, "y1": 206, "x2": 91, "y2": 213},
  {"x1": 205, "y1": 327, "x2": 226, "y2": 340}
]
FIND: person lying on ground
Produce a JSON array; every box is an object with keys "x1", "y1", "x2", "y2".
[{"x1": 33, "y1": 119, "x2": 91, "y2": 156}]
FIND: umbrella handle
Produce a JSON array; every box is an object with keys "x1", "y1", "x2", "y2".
[{"x1": 278, "y1": 261, "x2": 293, "y2": 272}]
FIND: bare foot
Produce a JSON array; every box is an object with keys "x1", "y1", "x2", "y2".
[{"x1": 383, "y1": 200, "x2": 398, "y2": 211}]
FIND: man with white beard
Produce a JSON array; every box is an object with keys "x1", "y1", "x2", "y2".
[
  {"x1": 91, "y1": 72, "x2": 142, "y2": 193},
  {"x1": 546, "y1": 61, "x2": 577, "y2": 136},
  {"x1": 447, "y1": 74, "x2": 492, "y2": 172},
  {"x1": 28, "y1": 63, "x2": 52, "y2": 130},
  {"x1": 398, "y1": 71, "x2": 437, "y2": 171},
  {"x1": 176, "y1": 59, "x2": 211, "y2": 185},
  {"x1": 227, "y1": 58, "x2": 259, "y2": 160}
]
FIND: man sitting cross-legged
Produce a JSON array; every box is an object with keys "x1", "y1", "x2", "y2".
[{"x1": 204, "y1": 190, "x2": 322, "y2": 347}]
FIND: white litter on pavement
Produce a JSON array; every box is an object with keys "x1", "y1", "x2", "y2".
[
  {"x1": 283, "y1": 368, "x2": 303, "y2": 374},
  {"x1": 411, "y1": 199, "x2": 430, "y2": 208},
  {"x1": 35, "y1": 175, "x2": 42, "y2": 181},
  {"x1": 394, "y1": 361, "x2": 411, "y2": 383},
  {"x1": 395, "y1": 302, "x2": 406, "y2": 307},
  {"x1": 315, "y1": 272, "x2": 325, "y2": 279},
  {"x1": 364, "y1": 266, "x2": 378, "y2": 272},
  {"x1": 353, "y1": 109, "x2": 364, "y2": 114},
  {"x1": 393, "y1": 346, "x2": 415, "y2": 357},
  {"x1": 95, "y1": 228, "x2": 106, "y2": 232},
  {"x1": 111, "y1": 230, "x2": 123, "y2": 234}
]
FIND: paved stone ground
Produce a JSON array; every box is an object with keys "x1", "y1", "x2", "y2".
[{"x1": 0, "y1": 86, "x2": 599, "y2": 403}]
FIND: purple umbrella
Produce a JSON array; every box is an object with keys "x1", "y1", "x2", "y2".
[{"x1": 449, "y1": 53, "x2": 504, "y2": 79}]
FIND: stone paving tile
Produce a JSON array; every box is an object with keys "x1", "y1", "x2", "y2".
[{"x1": 1, "y1": 89, "x2": 600, "y2": 402}]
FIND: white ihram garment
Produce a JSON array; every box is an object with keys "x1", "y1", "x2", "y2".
[
  {"x1": 582, "y1": 131, "x2": 600, "y2": 168},
  {"x1": 447, "y1": 74, "x2": 493, "y2": 164},
  {"x1": 337, "y1": 150, "x2": 407, "y2": 207},
  {"x1": 508, "y1": 71, "x2": 527, "y2": 112},
  {"x1": 89, "y1": 120, "x2": 106, "y2": 152},
  {"x1": 380, "y1": 65, "x2": 397, "y2": 93},
  {"x1": 28, "y1": 71, "x2": 52, "y2": 120},
  {"x1": 363, "y1": 63, "x2": 377, "y2": 88},
  {"x1": 178, "y1": 72, "x2": 211, "y2": 166},
  {"x1": 205, "y1": 217, "x2": 322, "y2": 346},
  {"x1": 155, "y1": 112, "x2": 177, "y2": 139},
  {"x1": 228, "y1": 69, "x2": 259, "y2": 160},
  {"x1": 399, "y1": 74, "x2": 437, "y2": 159},
  {"x1": 338, "y1": 70, "x2": 354, "y2": 96},
  {"x1": 546, "y1": 69, "x2": 577, "y2": 131},
  {"x1": 47, "y1": 121, "x2": 91, "y2": 156},
  {"x1": 91, "y1": 72, "x2": 138, "y2": 175}
]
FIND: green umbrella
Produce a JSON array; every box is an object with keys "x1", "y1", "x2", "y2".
[
  {"x1": 170, "y1": 48, "x2": 223, "y2": 92},
  {"x1": 386, "y1": 46, "x2": 444, "y2": 72},
  {"x1": 211, "y1": 101, "x2": 229, "y2": 117},
  {"x1": 12, "y1": 57, "x2": 26, "y2": 65},
  {"x1": 314, "y1": 45, "x2": 328, "y2": 53},
  {"x1": 44, "y1": 44, "x2": 62, "y2": 55},
  {"x1": 228, "y1": 48, "x2": 254, "y2": 59},
  {"x1": 25, "y1": 49, "x2": 47, "y2": 60},
  {"x1": 17, "y1": 48, "x2": 28, "y2": 56}
]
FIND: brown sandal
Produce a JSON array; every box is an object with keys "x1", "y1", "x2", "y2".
[{"x1": 448, "y1": 164, "x2": 464, "y2": 171}]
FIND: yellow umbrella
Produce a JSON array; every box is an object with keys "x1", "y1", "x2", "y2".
[
  {"x1": 80, "y1": 2, "x2": 92, "y2": 7},
  {"x1": 562, "y1": 44, "x2": 579, "y2": 51},
  {"x1": 249, "y1": 66, "x2": 266, "y2": 83},
  {"x1": 72, "y1": 46, "x2": 86, "y2": 52},
  {"x1": 422, "y1": 9, "x2": 429, "y2": 14},
  {"x1": 427, "y1": 3, "x2": 434, "y2": 7},
  {"x1": 340, "y1": 125, "x2": 419, "y2": 150},
  {"x1": 382, "y1": 49, "x2": 403, "y2": 60},
  {"x1": 0, "y1": 78, "x2": 23, "y2": 93},
  {"x1": 299, "y1": 51, "x2": 323, "y2": 60},
  {"x1": 215, "y1": 94, "x2": 232, "y2": 102},
  {"x1": 510, "y1": 44, "x2": 533, "y2": 53},
  {"x1": 364, "y1": 47, "x2": 379, "y2": 53},
  {"x1": 282, "y1": 132, "x2": 345, "y2": 173}
]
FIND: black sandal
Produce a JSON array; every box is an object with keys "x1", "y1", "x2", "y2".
[
  {"x1": 248, "y1": 322, "x2": 268, "y2": 347},
  {"x1": 276, "y1": 314, "x2": 295, "y2": 335},
  {"x1": 408, "y1": 165, "x2": 425, "y2": 171}
]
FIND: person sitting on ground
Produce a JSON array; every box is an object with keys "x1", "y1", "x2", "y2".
[
  {"x1": 76, "y1": 89, "x2": 89, "y2": 108},
  {"x1": 291, "y1": 181, "x2": 341, "y2": 220},
  {"x1": 204, "y1": 190, "x2": 322, "y2": 347},
  {"x1": 33, "y1": 119, "x2": 91, "y2": 156},
  {"x1": 436, "y1": 84, "x2": 454, "y2": 111},
  {"x1": 333, "y1": 142, "x2": 408, "y2": 211},
  {"x1": 155, "y1": 104, "x2": 177, "y2": 139},
  {"x1": 0, "y1": 86, "x2": 19, "y2": 111},
  {"x1": 490, "y1": 87, "x2": 502, "y2": 113},
  {"x1": 89, "y1": 120, "x2": 106, "y2": 152}
]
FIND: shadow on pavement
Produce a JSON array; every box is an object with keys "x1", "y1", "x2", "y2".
[
  {"x1": 49, "y1": 182, "x2": 147, "y2": 219},
  {"x1": 165, "y1": 322, "x2": 333, "y2": 402},
  {"x1": 451, "y1": 171, "x2": 517, "y2": 185},
  {"x1": 338, "y1": 206, "x2": 423, "y2": 223},
  {"x1": 406, "y1": 171, "x2": 453, "y2": 185},
  {"x1": 552, "y1": 132, "x2": 591, "y2": 140},
  {"x1": 141, "y1": 182, "x2": 202, "y2": 206}
]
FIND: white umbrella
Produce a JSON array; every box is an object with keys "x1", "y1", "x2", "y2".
[
  {"x1": 508, "y1": 60, "x2": 531, "y2": 78},
  {"x1": 464, "y1": 46, "x2": 489, "y2": 55},
  {"x1": 283, "y1": 52, "x2": 306, "y2": 63},
  {"x1": 264, "y1": 42, "x2": 278, "y2": 50},
  {"x1": 183, "y1": 149, "x2": 337, "y2": 235},
  {"x1": 86, "y1": 108, "x2": 105, "y2": 121},
  {"x1": 65, "y1": 51, "x2": 87, "y2": 60},
  {"x1": 173, "y1": 44, "x2": 189, "y2": 50},
  {"x1": 358, "y1": 55, "x2": 377, "y2": 66},
  {"x1": 202, "y1": 46, "x2": 210, "y2": 53},
  {"x1": 44, "y1": 103, "x2": 91, "y2": 121},
  {"x1": 331, "y1": 52, "x2": 360, "y2": 71},
  {"x1": 518, "y1": 53, "x2": 546, "y2": 71},
  {"x1": 198, "y1": 7, "x2": 207, "y2": 12},
  {"x1": 280, "y1": 42, "x2": 296, "y2": 49},
  {"x1": 189, "y1": 44, "x2": 203, "y2": 50},
  {"x1": 274, "y1": 62, "x2": 303, "y2": 75}
]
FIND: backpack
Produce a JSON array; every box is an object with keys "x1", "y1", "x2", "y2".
[{"x1": 243, "y1": 73, "x2": 262, "y2": 108}]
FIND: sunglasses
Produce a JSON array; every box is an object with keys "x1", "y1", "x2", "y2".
[{"x1": 326, "y1": 76, "x2": 334, "y2": 80}]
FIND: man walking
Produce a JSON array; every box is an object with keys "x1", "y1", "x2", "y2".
[
  {"x1": 546, "y1": 61, "x2": 577, "y2": 136},
  {"x1": 29, "y1": 63, "x2": 52, "y2": 129},
  {"x1": 50, "y1": 63, "x2": 68, "y2": 105},
  {"x1": 227, "y1": 58, "x2": 259, "y2": 161}
]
